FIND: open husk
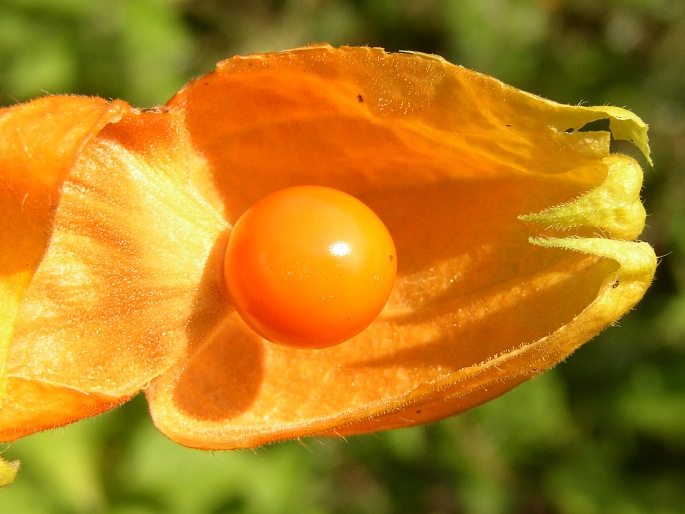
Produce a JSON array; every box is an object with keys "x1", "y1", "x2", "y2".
[{"x1": 1, "y1": 46, "x2": 655, "y2": 461}]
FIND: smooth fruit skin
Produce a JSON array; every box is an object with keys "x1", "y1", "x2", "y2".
[{"x1": 223, "y1": 186, "x2": 397, "y2": 348}]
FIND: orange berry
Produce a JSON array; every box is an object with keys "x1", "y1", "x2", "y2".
[{"x1": 223, "y1": 186, "x2": 397, "y2": 348}]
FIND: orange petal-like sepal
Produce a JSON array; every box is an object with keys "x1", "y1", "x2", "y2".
[
  {"x1": 0, "y1": 96, "x2": 131, "y2": 440},
  {"x1": 0, "y1": 46, "x2": 654, "y2": 458}
]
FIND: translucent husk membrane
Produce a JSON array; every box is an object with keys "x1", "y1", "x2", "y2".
[{"x1": 1, "y1": 46, "x2": 655, "y2": 471}]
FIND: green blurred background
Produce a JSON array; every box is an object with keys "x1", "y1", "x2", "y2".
[{"x1": 1, "y1": 0, "x2": 683, "y2": 512}]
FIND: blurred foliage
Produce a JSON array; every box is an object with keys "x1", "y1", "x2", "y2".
[{"x1": 1, "y1": 0, "x2": 684, "y2": 512}]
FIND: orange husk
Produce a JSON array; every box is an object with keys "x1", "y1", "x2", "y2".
[
  {"x1": 0, "y1": 96, "x2": 132, "y2": 439},
  {"x1": 0, "y1": 46, "x2": 655, "y2": 453}
]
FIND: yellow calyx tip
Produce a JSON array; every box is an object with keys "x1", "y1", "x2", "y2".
[
  {"x1": 0, "y1": 456, "x2": 20, "y2": 488},
  {"x1": 528, "y1": 237, "x2": 656, "y2": 279},
  {"x1": 598, "y1": 105, "x2": 652, "y2": 166},
  {"x1": 528, "y1": 236, "x2": 656, "y2": 322},
  {"x1": 520, "y1": 154, "x2": 646, "y2": 240}
]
